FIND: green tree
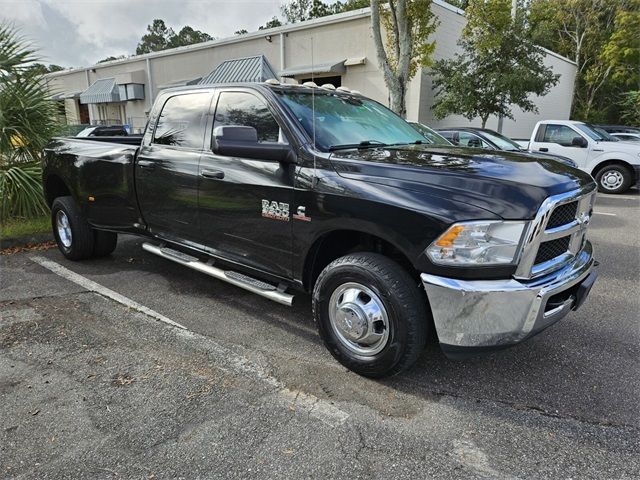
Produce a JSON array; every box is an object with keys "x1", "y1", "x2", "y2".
[
  {"x1": 136, "y1": 19, "x2": 175, "y2": 54},
  {"x1": 370, "y1": 0, "x2": 438, "y2": 117},
  {"x1": 619, "y1": 91, "x2": 640, "y2": 125},
  {"x1": 24, "y1": 63, "x2": 64, "y2": 75},
  {"x1": 97, "y1": 55, "x2": 126, "y2": 63},
  {"x1": 136, "y1": 20, "x2": 214, "y2": 54},
  {"x1": 168, "y1": 26, "x2": 213, "y2": 48},
  {"x1": 258, "y1": 17, "x2": 283, "y2": 29},
  {"x1": 0, "y1": 24, "x2": 59, "y2": 220},
  {"x1": 431, "y1": 0, "x2": 558, "y2": 127},
  {"x1": 234, "y1": 29, "x2": 249, "y2": 35},
  {"x1": 281, "y1": 0, "x2": 331, "y2": 22},
  {"x1": 330, "y1": 0, "x2": 370, "y2": 13},
  {"x1": 529, "y1": 0, "x2": 638, "y2": 122}
]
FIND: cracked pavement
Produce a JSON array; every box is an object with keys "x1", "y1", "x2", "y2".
[{"x1": 1, "y1": 191, "x2": 639, "y2": 478}]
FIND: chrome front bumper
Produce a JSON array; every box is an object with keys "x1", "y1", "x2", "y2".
[{"x1": 421, "y1": 241, "x2": 597, "y2": 357}]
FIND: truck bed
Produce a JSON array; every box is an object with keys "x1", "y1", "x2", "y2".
[{"x1": 43, "y1": 137, "x2": 142, "y2": 230}]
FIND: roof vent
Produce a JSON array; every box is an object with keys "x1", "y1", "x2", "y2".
[
  {"x1": 302, "y1": 81, "x2": 318, "y2": 88},
  {"x1": 264, "y1": 78, "x2": 280, "y2": 85},
  {"x1": 336, "y1": 86, "x2": 351, "y2": 93},
  {"x1": 321, "y1": 83, "x2": 336, "y2": 90}
]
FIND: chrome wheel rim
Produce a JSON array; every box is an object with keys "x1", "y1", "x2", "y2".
[
  {"x1": 601, "y1": 170, "x2": 623, "y2": 190},
  {"x1": 328, "y1": 282, "x2": 390, "y2": 356},
  {"x1": 56, "y1": 210, "x2": 72, "y2": 248}
]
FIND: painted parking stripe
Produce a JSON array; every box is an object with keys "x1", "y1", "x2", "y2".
[
  {"x1": 593, "y1": 211, "x2": 617, "y2": 216},
  {"x1": 31, "y1": 255, "x2": 187, "y2": 330},
  {"x1": 29, "y1": 255, "x2": 349, "y2": 427}
]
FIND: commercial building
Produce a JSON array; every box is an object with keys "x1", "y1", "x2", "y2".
[{"x1": 45, "y1": 1, "x2": 577, "y2": 138}]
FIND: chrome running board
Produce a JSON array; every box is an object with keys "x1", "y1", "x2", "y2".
[{"x1": 142, "y1": 242, "x2": 294, "y2": 306}]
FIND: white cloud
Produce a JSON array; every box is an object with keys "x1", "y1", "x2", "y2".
[{"x1": 0, "y1": 0, "x2": 283, "y2": 66}]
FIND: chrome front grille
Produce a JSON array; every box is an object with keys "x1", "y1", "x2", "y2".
[{"x1": 515, "y1": 186, "x2": 597, "y2": 280}]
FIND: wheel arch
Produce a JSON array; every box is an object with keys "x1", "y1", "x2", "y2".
[
  {"x1": 590, "y1": 158, "x2": 635, "y2": 178},
  {"x1": 44, "y1": 173, "x2": 73, "y2": 207},
  {"x1": 301, "y1": 228, "x2": 419, "y2": 292}
]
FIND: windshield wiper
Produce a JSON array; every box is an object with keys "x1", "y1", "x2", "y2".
[
  {"x1": 388, "y1": 140, "x2": 425, "y2": 146},
  {"x1": 328, "y1": 140, "x2": 388, "y2": 151}
]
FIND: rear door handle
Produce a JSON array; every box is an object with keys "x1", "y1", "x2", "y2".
[
  {"x1": 201, "y1": 169, "x2": 225, "y2": 179},
  {"x1": 538, "y1": 148, "x2": 548, "y2": 152},
  {"x1": 138, "y1": 159, "x2": 156, "y2": 169}
]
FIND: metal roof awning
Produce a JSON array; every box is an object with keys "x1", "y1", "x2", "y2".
[
  {"x1": 280, "y1": 60, "x2": 346, "y2": 78},
  {"x1": 80, "y1": 78, "x2": 121, "y2": 104},
  {"x1": 157, "y1": 77, "x2": 202, "y2": 90},
  {"x1": 198, "y1": 55, "x2": 278, "y2": 84}
]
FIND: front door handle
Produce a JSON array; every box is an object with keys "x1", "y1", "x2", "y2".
[
  {"x1": 138, "y1": 159, "x2": 156, "y2": 169},
  {"x1": 201, "y1": 169, "x2": 225, "y2": 179},
  {"x1": 538, "y1": 147, "x2": 549, "y2": 152}
]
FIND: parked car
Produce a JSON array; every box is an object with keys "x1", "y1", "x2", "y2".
[
  {"x1": 528, "y1": 120, "x2": 640, "y2": 193},
  {"x1": 408, "y1": 122, "x2": 453, "y2": 145},
  {"x1": 437, "y1": 127, "x2": 577, "y2": 167},
  {"x1": 43, "y1": 83, "x2": 598, "y2": 377},
  {"x1": 611, "y1": 132, "x2": 640, "y2": 143},
  {"x1": 594, "y1": 124, "x2": 640, "y2": 135},
  {"x1": 77, "y1": 125, "x2": 129, "y2": 137}
]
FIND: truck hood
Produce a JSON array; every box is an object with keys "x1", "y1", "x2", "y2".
[{"x1": 329, "y1": 145, "x2": 595, "y2": 219}]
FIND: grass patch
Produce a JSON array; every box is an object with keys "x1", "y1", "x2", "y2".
[{"x1": 1, "y1": 215, "x2": 51, "y2": 240}]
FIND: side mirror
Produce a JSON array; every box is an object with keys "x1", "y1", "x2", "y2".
[
  {"x1": 571, "y1": 136, "x2": 588, "y2": 148},
  {"x1": 213, "y1": 125, "x2": 296, "y2": 163}
]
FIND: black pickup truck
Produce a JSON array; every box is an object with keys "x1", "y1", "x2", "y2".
[{"x1": 43, "y1": 82, "x2": 599, "y2": 377}]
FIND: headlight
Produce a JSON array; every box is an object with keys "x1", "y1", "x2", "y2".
[{"x1": 427, "y1": 221, "x2": 527, "y2": 266}]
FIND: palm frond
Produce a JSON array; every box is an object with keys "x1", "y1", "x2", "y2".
[
  {"x1": 0, "y1": 23, "x2": 38, "y2": 76},
  {"x1": 0, "y1": 160, "x2": 48, "y2": 221}
]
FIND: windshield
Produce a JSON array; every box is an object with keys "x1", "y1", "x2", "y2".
[
  {"x1": 276, "y1": 90, "x2": 424, "y2": 151},
  {"x1": 478, "y1": 129, "x2": 523, "y2": 151},
  {"x1": 575, "y1": 123, "x2": 619, "y2": 142},
  {"x1": 410, "y1": 122, "x2": 452, "y2": 145}
]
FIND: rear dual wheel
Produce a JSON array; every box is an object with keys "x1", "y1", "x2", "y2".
[
  {"x1": 313, "y1": 252, "x2": 428, "y2": 378},
  {"x1": 51, "y1": 196, "x2": 118, "y2": 260}
]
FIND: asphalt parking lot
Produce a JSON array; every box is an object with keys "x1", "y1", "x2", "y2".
[{"x1": 1, "y1": 190, "x2": 639, "y2": 479}]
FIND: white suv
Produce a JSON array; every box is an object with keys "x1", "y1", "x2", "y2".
[{"x1": 528, "y1": 120, "x2": 640, "y2": 194}]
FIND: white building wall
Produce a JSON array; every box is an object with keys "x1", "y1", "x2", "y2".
[{"x1": 45, "y1": 3, "x2": 575, "y2": 138}]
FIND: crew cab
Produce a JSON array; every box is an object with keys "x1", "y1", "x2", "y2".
[
  {"x1": 43, "y1": 82, "x2": 599, "y2": 377},
  {"x1": 528, "y1": 120, "x2": 640, "y2": 194}
]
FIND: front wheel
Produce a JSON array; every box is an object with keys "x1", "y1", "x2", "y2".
[
  {"x1": 312, "y1": 252, "x2": 428, "y2": 378},
  {"x1": 595, "y1": 164, "x2": 633, "y2": 194}
]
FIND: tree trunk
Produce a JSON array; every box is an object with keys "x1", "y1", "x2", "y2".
[
  {"x1": 370, "y1": 0, "x2": 411, "y2": 118},
  {"x1": 481, "y1": 115, "x2": 488, "y2": 128}
]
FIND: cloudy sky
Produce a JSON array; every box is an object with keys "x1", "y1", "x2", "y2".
[{"x1": 0, "y1": 0, "x2": 294, "y2": 68}]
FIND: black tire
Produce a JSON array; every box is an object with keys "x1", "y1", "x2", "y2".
[
  {"x1": 51, "y1": 196, "x2": 95, "y2": 260},
  {"x1": 93, "y1": 230, "x2": 118, "y2": 257},
  {"x1": 312, "y1": 252, "x2": 428, "y2": 378},
  {"x1": 595, "y1": 164, "x2": 633, "y2": 194}
]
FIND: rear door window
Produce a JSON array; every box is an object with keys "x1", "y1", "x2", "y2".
[{"x1": 152, "y1": 93, "x2": 211, "y2": 149}]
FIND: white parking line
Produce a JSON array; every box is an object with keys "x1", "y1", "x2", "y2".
[
  {"x1": 31, "y1": 256, "x2": 187, "y2": 330},
  {"x1": 600, "y1": 195, "x2": 639, "y2": 201},
  {"x1": 593, "y1": 211, "x2": 617, "y2": 216},
  {"x1": 29, "y1": 255, "x2": 349, "y2": 427}
]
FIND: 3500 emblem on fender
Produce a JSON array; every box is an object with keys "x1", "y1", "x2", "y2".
[{"x1": 262, "y1": 200, "x2": 290, "y2": 221}]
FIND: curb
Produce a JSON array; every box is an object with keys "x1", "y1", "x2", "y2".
[{"x1": 0, "y1": 232, "x2": 54, "y2": 249}]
